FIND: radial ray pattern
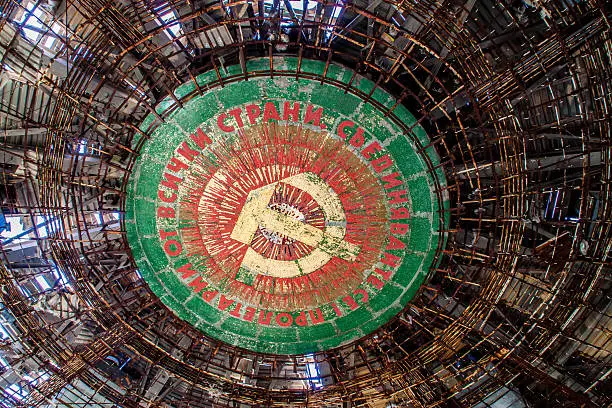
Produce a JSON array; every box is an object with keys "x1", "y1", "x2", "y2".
[{"x1": 0, "y1": 0, "x2": 610, "y2": 407}]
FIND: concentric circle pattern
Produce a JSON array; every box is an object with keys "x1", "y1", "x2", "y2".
[
  {"x1": 1, "y1": 1, "x2": 610, "y2": 406},
  {"x1": 126, "y1": 59, "x2": 446, "y2": 354}
]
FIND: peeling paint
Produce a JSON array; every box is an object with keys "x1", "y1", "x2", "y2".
[{"x1": 126, "y1": 58, "x2": 448, "y2": 355}]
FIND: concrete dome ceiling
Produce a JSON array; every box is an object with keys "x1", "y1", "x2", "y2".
[{"x1": 0, "y1": 0, "x2": 610, "y2": 407}]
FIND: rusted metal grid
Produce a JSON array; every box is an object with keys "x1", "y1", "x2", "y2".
[{"x1": 0, "y1": 0, "x2": 610, "y2": 407}]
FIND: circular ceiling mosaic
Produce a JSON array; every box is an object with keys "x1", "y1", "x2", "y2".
[{"x1": 126, "y1": 57, "x2": 447, "y2": 354}]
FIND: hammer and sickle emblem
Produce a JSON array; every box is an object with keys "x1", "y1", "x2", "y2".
[{"x1": 230, "y1": 172, "x2": 359, "y2": 278}]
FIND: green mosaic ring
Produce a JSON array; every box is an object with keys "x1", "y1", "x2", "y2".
[{"x1": 126, "y1": 57, "x2": 447, "y2": 355}]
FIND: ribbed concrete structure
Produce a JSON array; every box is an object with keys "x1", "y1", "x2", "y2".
[{"x1": 0, "y1": 1, "x2": 610, "y2": 407}]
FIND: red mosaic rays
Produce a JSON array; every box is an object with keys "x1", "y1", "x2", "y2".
[
  {"x1": 251, "y1": 183, "x2": 325, "y2": 261},
  {"x1": 180, "y1": 123, "x2": 389, "y2": 311}
]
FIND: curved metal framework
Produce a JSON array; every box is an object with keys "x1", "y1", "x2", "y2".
[{"x1": 0, "y1": 0, "x2": 610, "y2": 406}]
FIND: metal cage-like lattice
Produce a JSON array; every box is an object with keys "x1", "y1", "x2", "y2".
[{"x1": 0, "y1": 0, "x2": 610, "y2": 407}]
